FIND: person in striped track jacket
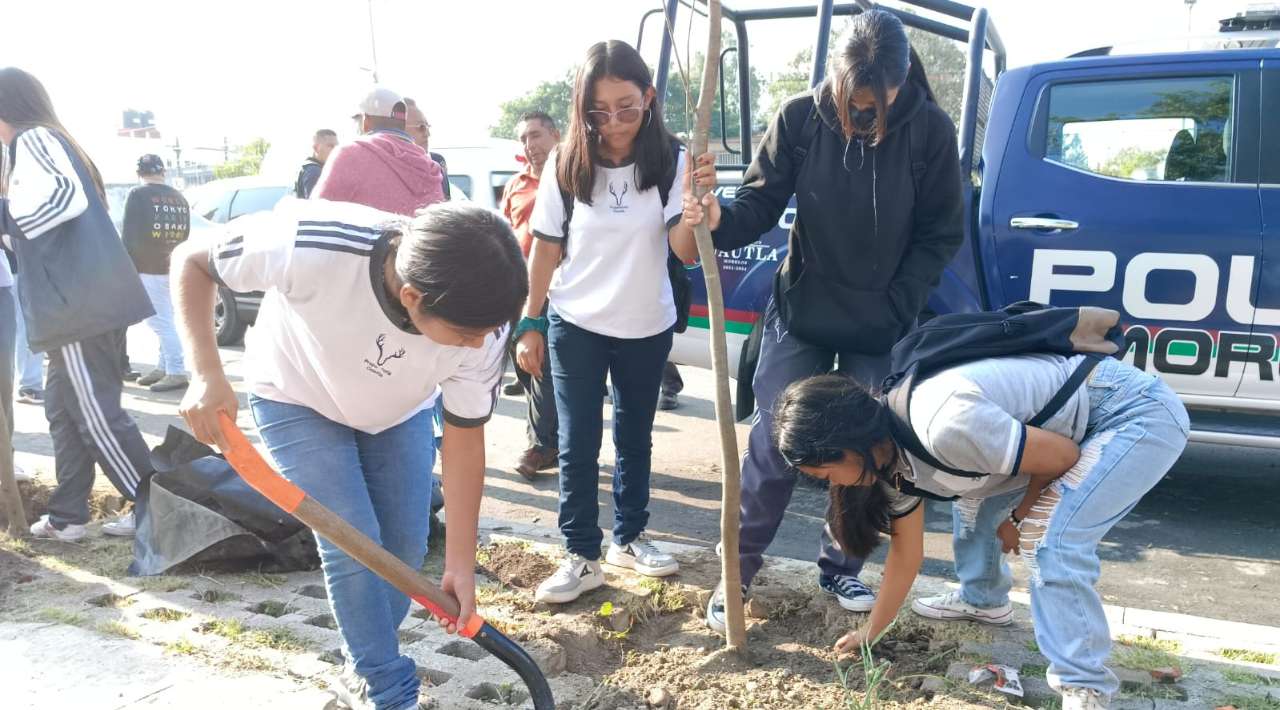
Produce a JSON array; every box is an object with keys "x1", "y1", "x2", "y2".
[{"x1": 0, "y1": 67, "x2": 155, "y2": 541}]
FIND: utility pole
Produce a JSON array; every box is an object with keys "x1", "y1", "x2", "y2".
[{"x1": 367, "y1": 0, "x2": 380, "y2": 83}]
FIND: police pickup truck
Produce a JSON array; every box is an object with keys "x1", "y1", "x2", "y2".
[{"x1": 641, "y1": 0, "x2": 1280, "y2": 448}]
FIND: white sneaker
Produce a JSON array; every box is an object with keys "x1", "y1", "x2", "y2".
[
  {"x1": 1061, "y1": 686, "x2": 1110, "y2": 710},
  {"x1": 535, "y1": 554, "x2": 605, "y2": 604},
  {"x1": 327, "y1": 664, "x2": 375, "y2": 710},
  {"x1": 911, "y1": 590, "x2": 1013, "y2": 625},
  {"x1": 102, "y1": 511, "x2": 136, "y2": 537},
  {"x1": 13, "y1": 463, "x2": 33, "y2": 483},
  {"x1": 29, "y1": 515, "x2": 86, "y2": 542},
  {"x1": 605, "y1": 535, "x2": 679, "y2": 577}
]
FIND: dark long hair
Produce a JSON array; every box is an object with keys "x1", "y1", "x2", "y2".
[
  {"x1": 394, "y1": 203, "x2": 528, "y2": 330},
  {"x1": 829, "y1": 9, "x2": 938, "y2": 145},
  {"x1": 558, "y1": 40, "x2": 678, "y2": 206},
  {"x1": 0, "y1": 67, "x2": 105, "y2": 197},
  {"x1": 773, "y1": 373, "x2": 899, "y2": 558}
]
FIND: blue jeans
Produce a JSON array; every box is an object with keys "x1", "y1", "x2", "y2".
[
  {"x1": 12, "y1": 274, "x2": 44, "y2": 392},
  {"x1": 548, "y1": 309, "x2": 672, "y2": 559},
  {"x1": 250, "y1": 396, "x2": 434, "y2": 710},
  {"x1": 950, "y1": 357, "x2": 1189, "y2": 697},
  {"x1": 139, "y1": 273, "x2": 185, "y2": 375},
  {"x1": 739, "y1": 299, "x2": 889, "y2": 586}
]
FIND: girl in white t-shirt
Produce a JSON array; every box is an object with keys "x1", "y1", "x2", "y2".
[
  {"x1": 174, "y1": 202, "x2": 527, "y2": 710},
  {"x1": 516, "y1": 40, "x2": 698, "y2": 604}
]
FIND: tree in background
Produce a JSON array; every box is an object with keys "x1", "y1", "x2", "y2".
[
  {"x1": 490, "y1": 40, "x2": 761, "y2": 148},
  {"x1": 491, "y1": 71, "x2": 574, "y2": 140},
  {"x1": 762, "y1": 26, "x2": 967, "y2": 129},
  {"x1": 213, "y1": 138, "x2": 270, "y2": 179},
  {"x1": 662, "y1": 32, "x2": 764, "y2": 145},
  {"x1": 1098, "y1": 146, "x2": 1167, "y2": 180}
]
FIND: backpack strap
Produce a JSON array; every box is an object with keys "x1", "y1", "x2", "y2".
[
  {"x1": 1027, "y1": 354, "x2": 1102, "y2": 428},
  {"x1": 883, "y1": 366, "x2": 987, "y2": 479},
  {"x1": 887, "y1": 353, "x2": 1104, "y2": 480},
  {"x1": 790, "y1": 98, "x2": 822, "y2": 170},
  {"x1": 906, "y1": 108, "x2": 930, "y2": 200}
]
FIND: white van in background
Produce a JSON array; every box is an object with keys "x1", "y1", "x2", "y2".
[{"x1": 435, "y1": 139, "x2": 523, "y2": 211}]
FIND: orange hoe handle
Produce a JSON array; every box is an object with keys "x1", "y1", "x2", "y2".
[
  {"x1": 215, "y1": 414, "x2": 482, "y2": 635},
  {"x1": 214, "y1": 415, "x2": 555, "y2": 708}
]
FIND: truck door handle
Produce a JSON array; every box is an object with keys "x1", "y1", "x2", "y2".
[{"x1": 1010, "y1": 217, "x2": 1079, "y2": 231}]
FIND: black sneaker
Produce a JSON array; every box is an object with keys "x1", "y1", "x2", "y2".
[
  {"x1": 819, "y1": 574, "x2": 877, "y2": 612},
  {"x1": 503, "y1": 380, "x2": 525, "y2": 396}
]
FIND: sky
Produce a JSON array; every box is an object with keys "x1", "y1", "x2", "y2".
[{"x1": 0, "y1": 0, "x2": 1251, "y2": 182}]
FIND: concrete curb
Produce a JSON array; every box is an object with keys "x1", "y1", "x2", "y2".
[{"x1": 478, "y1": 517, "x2": 1280, "y2": 654}]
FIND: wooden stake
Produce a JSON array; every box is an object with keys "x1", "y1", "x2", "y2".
[
  {"x1": 680, "y1": 0, "x2": 747, "y2": 651},
  {"x1": 0, "y1": 401, "x2": 28, "y2": 537}
]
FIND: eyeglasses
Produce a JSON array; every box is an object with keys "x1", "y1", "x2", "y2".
[{"x1": 586, "y1": 107, "x2": 644, "y2": 129}]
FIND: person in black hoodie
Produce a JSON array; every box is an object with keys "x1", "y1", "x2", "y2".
[
  {"x1": 683, "y1": 10, "x2": 964, "y2": 633},
  {"x1": 0, "y1": 67, "x2": 156, "y2": 541}
]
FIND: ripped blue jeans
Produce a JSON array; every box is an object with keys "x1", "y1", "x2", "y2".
[{"x1": 950, "y1": 357, "x2": 1189, "y2": 697}]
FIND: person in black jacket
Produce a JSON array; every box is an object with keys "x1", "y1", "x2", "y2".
[
  {"x1": 294, "y1": 128, "x2": 337, "y2": 198},
  {"x1": 0, "y1": 67, "x2": 156, "y2": 540},
  {"x1": 683, "y1": 10, "x2": 964, "y2": 633},
  {"x1": 123, "y1": 154, "x2": 190, "y2": 392}
]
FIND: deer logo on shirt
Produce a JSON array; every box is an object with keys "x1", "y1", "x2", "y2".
[
  {"x1": 608, "y1": 181, "x2": 629, "y2": 213},
  {"x1": 364, "y1": 333, "x2": 407, "y2": 377}
]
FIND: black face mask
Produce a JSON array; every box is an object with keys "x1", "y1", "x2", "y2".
[{"x1": 852, "y1": 107, "x2": 878, "y2": 134}]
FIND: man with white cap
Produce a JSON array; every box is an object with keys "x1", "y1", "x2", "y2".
[{"x1": 313, "y1": 86, "x2": 445, "y2": 216}]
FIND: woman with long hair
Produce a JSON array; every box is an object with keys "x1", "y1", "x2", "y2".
[
  {"x1": 516, "y1": 40, "x2": 698, "y2": 604},
  {"x1": 682, "y1": 9, "x2": 965, "y2": 627},
  {"x1": 0, "y1": 67, "x2": 155, "y2": 540},
  {"x1": 773, "y1": 354, "x2": 1189, "y2": 710}
]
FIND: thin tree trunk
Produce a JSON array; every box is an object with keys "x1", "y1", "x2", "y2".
[
  {"x1": 685, "y1": 0, "x2": 746, "y2": 652},
  {"x1": 0, "y1": 402, "x2": 28, "y2": 537}
]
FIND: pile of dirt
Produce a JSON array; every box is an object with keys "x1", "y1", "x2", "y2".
[
  {"x1": 0, "y1": 479, "x2": 125, "y2": 527},
  {"x1": 476, "y1": 542, "x2": 558, "y2": 590},
  {"x1": 0, "y1": 548, "x2": 41, "y2": 608},
  {"x1": 473, "y1": 542, "x2": 994, "y2": 710}
]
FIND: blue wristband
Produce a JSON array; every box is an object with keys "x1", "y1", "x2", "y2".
[{"x1": 514, "y1": 316, "x2": 548, "y2": 340}]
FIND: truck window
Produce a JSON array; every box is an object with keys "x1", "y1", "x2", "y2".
[
  {"x1": 1043, "y1": 75, "x2": 1235, "y2": 184},
  {"x1": 451, "y1": 175, "x2": 473, "y2": 199}
]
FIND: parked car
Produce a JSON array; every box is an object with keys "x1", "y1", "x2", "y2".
[
  {"x1": 645, "y1": 0, "x2": 1280, "y2": 449},
  {"x1": 185, "y1": 176, "x2": 291, "y2": 345},
  {"x1": 434, "y1": 139, "x2": 523, "y2": 210}
]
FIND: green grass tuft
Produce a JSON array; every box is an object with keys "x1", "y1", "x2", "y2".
[
  {"x1": 141, "y1": 607, "x2": 189, "y2": 622},
  {"x1": 1219, "y1": 648, "x2": 1279, "y2": 666},
  {"x1": 1223, "y1": 668, "x2": 1280, "y2": 687},
  {"x1": 37, "y1": 607, "x2": 88, "y2": 627}
]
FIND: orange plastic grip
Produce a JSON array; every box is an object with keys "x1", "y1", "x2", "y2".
[
  {"x1": 410, "y1": 593, "x2": 485, "y2": 638},
  {"x1": 217, "y1": 414, "x2": 306, "y2": 513}
]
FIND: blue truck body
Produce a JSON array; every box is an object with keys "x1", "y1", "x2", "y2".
[{"x1": 648, "y1": 1, "x2": 1280, "y2": 446}]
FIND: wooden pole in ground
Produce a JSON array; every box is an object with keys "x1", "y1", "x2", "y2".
[
  {"x1": 0, "y1": 402, "x2": 28, "y2": 537},
  {"x1": 681, "y1": 0, "x2": 747, "y2": 652}
]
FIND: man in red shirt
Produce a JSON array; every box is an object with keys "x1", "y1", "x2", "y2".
[{"x1": 499, "y1": 111, "x2": 560, "y2": 480}]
